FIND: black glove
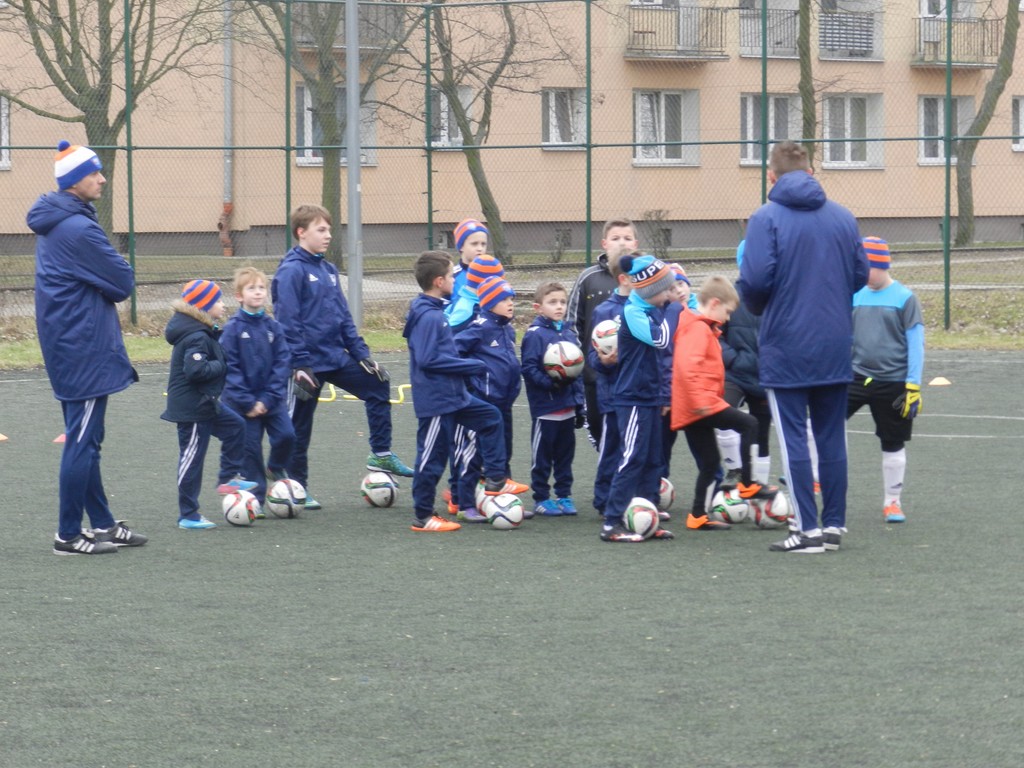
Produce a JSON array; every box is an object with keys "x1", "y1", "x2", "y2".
[
  {"x1": 359, "y1": 358, "x2": 390, "y2": 383},
  {"x1": 574, "y1": 407, "x2": 586, "y2": 430},
  {"x1": 292, "y1": 367, "x2": 320, "y2": 401},
  {"x1": 893, "y1": 383, "x2": 922, "y2": 420}
]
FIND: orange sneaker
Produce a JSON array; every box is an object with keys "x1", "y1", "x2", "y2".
[
  {"x1": 442, "y1": 488, "x2": 452, "y2": 503},
  {"x1": 738, "y1": 482, "x2": 779, "y2": 500},
  {"x1": 814, "y1": 482, "x2": 822, "y2": 494},
  {"x1": 446, "y1": 500, "x2": 458, "y2": 515},
  {"x1": 411, "y1": 515, "x2": 461, "y2": 532},
  {"x1": 883, "y1": 502, "x2": 906, "y2": 523},
  {"x1": 503, "y1": 478, "x2": 530, "y2": 495},
  {"x1": 686, "y1": 513, "x2": 731, "y2": 531}
]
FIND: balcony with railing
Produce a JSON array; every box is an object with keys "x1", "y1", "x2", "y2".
[
  {"x1": 819, "y1": 11, "x2": 882, "y2": 59},
  {"x1": 738, "y1": 8, "x2": 798, "y2": 58},
  {"x1": 625, "y1": 5, "x2": 729, "y2": 61},
  {"x1": 291, "y1": 3, "x2": 406, "y2": 51},
  {"x1": 913, "y1": 16, "x2": 1003, "y2": 68}
]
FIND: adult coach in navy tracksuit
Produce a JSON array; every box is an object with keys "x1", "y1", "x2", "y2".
[
  {"x1": 27, "y1": 141, "x2": 147, "y2": 555},
  {"x1": 738, "y1": 141, "x2": 868, "y2": 554}
]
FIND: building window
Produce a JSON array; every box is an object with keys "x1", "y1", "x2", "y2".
[
  {"x1": 294, "y1": 84, "x2": 377, "y2": 166},
  {"x1": 429, "y1": 86, "x2": 473, "y2": 148},
  {"x1": 633, "y1": 90, "x2": 699, "y2": 165},
  {"x1": 1012, "y1": 97, "x2": 1024, "y2": 151},
  {"x1": 919, "y1": 95, "x2": 973, "y2": 163},
  {"x1": 542, "y1": 88, "x2": 585, "y2": 147},
  {"x1": 739, "y1": 94, "x2": 799, "y2": 164},
  {"x1": 0, "y1": 96, "x2": 9, "y2": 171},
  {"x1": 822, "y1": 94, "x2": 883, "y2": 167}
]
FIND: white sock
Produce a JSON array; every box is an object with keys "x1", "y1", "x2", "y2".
[
  {"x1": 716, "y1": 429, "x2": 741, "y2": 471},
  {"x1": 882, "y1": 449, "x2": 906, "y2": 506},
  {"x1": 754, "y1": 454, "x2": 771, "y2": 484}
]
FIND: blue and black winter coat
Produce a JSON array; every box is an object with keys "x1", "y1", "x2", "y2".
[
  {"x1": 220, "y1": 309, "x2": 292, "y2": 415},
  {"x1": 271, "y1": 246, "x2": 371, "y2": 373},
  {"x1": 161, "y1": 301, "x2": 227, "y2": 423},
  {"x1": 520, "y1": 316, "x2": 584, "y2": 419},
  {"x1": 403, "y1": 294, "x2": 485, "y2": 419},
  {"x1": 27, "y1": 190, "x2": 136, "y2": 401},
  {"x1": 454, "y1": 310, "x2": 522, "y2": 409},
  {"x1": 719, "y1": 295, "x2": 765, "y2": 399}
]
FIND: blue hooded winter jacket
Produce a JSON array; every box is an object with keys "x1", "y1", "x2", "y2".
[
  {"x1": 737, "y1": 171, "x2": 868, "y2": 389},
  {"x1": 220, "y1": 309, "x2": 292, "y2": 415},
  {"x1": 27, "y1": 191, "x2": 136, "y2": 401}
]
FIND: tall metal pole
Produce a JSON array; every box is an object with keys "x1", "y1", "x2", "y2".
[
  {"x1": 346, "y1": 0, "x2": 364, "y2": 325},
  {"x1": 942, "y1": 0, "x2": 953, "y2": 330},
  {"x1": 124, "y1": 0, "x2": 137, "y2": 324},
  {"x1": 584, "y1": 0, "x2": 592, "y2": 266}
]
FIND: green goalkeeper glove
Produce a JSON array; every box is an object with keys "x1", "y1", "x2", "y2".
[{"x1": 893, "y1": 383, "x2": 922, "y2": 420}]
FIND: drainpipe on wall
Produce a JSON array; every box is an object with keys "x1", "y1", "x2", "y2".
[{"x1": 219, "y1": 0, "x2": 235, "y2": 257}]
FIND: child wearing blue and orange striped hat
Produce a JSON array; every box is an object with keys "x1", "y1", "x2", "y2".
[
  {"x1": 446, "y1": 218, "x2": 490, "y2": 323},
  {"x1": 161, "y1": 279, "x2": 257, "y2": 529}
]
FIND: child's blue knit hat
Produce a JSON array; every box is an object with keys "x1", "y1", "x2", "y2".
[{"x1": 620, "y1": 254, "x2": 675, "y2": 301}]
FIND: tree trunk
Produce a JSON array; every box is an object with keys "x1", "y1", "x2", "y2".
[
  {"x1": 955, "y1": 0, "x2": 1020, "y2": 246},
  {"x1": 462, "y1": 146, "x2": 507, "y2": 263},
  {"x1": 83, "y1": 126, "x2": 121, "y2": 238},
  {"x1": 798, "y1": 0, "x2": 816, "y2": 167}
]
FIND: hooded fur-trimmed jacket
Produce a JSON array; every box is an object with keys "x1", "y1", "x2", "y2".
[{"x1": 161, "y1": 300, "x2": 227, "y2": 423}]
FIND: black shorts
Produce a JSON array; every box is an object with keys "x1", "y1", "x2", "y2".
[{"x1": 847, "y1": 377, "x2": 913, "y2": 446}]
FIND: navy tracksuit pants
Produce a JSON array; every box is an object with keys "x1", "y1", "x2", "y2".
[
  {"x1": 175, "y1": 407, "x2": 247, "y2": 519},
  {"x1": 768, "y1": 384, "x2": 849, "y2": 532},
  {"x1": 456, "y1": 406, "x2": 514, "y2": 511},
  {"x1": 606, "y1": 405, "x2": 663, "y2": 521},
  {"x1": 57, "y1": 397, "x2": 117, "y2": 540},
  {"x1": 530, "y1": 416, "x2": 576, "y2": 503},
  {"x1": 592, "y1": 410, "x2": 620, "y2": 514},
  {"x1": 219, "y1": 404, "x2": 295, "y2": 504},
  {"x1": 412, "y1": 397, "x2": 506, "y2": 521},
  {"x1": 287, "y1": 360, "x2": 392, "y2": 489}
]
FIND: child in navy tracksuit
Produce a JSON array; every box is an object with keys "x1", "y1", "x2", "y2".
[
  {"x1": 520, "y1": 281, "x2": 585, "y2": 517},
  {"x1": 452, "y1": 275, "x2": 524, "y2": 522},
  {"x1": 162, "y1": 279, "x2": 257, "y2": 530},
  {"x1": 218, "y1": 267, "x2": 295, "y2": 508},
  {"x1": 602, "y1": 255, "x2": 678, "y2": 542},
  {"x1": 403, "y1": 251, "x2": 509, "y2": 532},
  {"x1": 587, "y1": 263, "x2": 630, "y2": 517},
  {"x1": 271, "y1": 204, "x2": 413, "y2": 510}
]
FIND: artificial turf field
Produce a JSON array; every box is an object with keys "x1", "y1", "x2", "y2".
[{"x1": 1, "y1": 349, "x2": 1022, "y2": 768}]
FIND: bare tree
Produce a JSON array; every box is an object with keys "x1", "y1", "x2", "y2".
[
  {"x1": 0, "y1": 1, "x2": 224, "y2": 236},
  {"x1": 240, "y1": 1, "x2": 417, "y2": 267},
  {"x1": 955, "y1": 0, "x2": 1020, "y2": 245},
  {"x1": 376, "y1": 1, "x2": 581, "y2": 262}
]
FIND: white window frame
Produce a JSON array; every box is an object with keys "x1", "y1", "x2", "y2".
[
  {"x1": 0, "y1": 96, "x2": 9, "y2": 171},
  {"x1": 294, "y1": 84, "x2": 377, "y2": 167},
  {"x1": 633, "y1": 89, "x2": 700, "y2": 166},
  {"x1": 822, "y1": 93, "x2": 883, "y2": 168},
  {"x1": 1012, "y1": 96, "x2": 1024, "y2": 152},
  {"x1": 739, "y1": 93, "x2": 800, "y2": 164},
  {"x1": 542, "y1": 88, "x2": 586, "y2": 148},
  {"x1": 429, "y1": 86, "x2": 473, "y2": 148},
  {"x1": 919, "y1": 95, "x2": 973, "y2": 164}
]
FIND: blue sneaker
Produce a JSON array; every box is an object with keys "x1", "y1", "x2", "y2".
[
  {"x1": 535, "y1": 500, "x2": 561, "y2": 516},
  {"x1": 178, "y1": 515, "x2": 217, "y2": 530},
  {"x1": 457, "y1": 507, "x2": 488, "y2": 523},
  {"x1": 366, "y1": 453, "x2": 415, "y2": 478},
  {"x1": 304, "y1": 496, "x2": 322, "y2": 511},
  {"x1": 217, "y1": 476, "x2": 257, "y2": 494},
  {"x1": 556, "y1": 497, "x2": 578, "y2": 516}
]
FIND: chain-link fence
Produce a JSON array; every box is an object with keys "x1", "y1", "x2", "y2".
[{"x1": 2, "y1": 0, "x2": 1024, "y2": 336}]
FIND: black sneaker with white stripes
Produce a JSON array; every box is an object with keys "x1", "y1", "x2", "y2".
[
  {"x1": 89, "y1": 521, "x2": 148, "y2": 548},
  {"x1": 769, "y1": 533, "x2": 825, "y2": 554},
  {"x1": 822, "y1": 526, "x2": 843, "y2": 552},
  {"x1": 53, "y1": 532, "x2": 118, "y2": 556}
]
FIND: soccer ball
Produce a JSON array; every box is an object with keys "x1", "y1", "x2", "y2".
[
  {"x1": 222, "y1": 490, "x2": 260, "y2": 527},
  {"x1": 266, "y1": 478, "x2": 306, "y2": 518},
  {"x1": 361, "y1": 471, "x2": 398, "y2": 507},
  {"x1": 481, "y1": 493, "x2": 525, "y2": 530},
  {"x1": 749, "y1": 489, "x2": 792, "y2": 529},
  {"x1": 709, "y1": 488, "x2": 749, "y2": 524},
  {"x1": 623, "y1": 497, "x2": 660, "y2": 539},
  {"x1": 591, "y1": 319, "x2": 620, "y2": 355},
  {"x1": 543, "y1": 341, "x2": 585, "y2": 380},
  {"x1": 657, "y1": 477, "x2": 675, "y2": 511}
]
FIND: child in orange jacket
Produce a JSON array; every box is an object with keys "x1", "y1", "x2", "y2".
[{"x1": 671, "y1": 276, "x2": 777, "y2": 529}]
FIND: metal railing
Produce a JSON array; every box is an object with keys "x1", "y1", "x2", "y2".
[
  {"x1": 626, "y1": 5, "x2": 728, "y2": 59},
  {"x1": 914, "y1": 16, "x2": 1003, "y2": 66},
  {"x1": 739, "y1": 8, "x2": 798, "y2": 58}
]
